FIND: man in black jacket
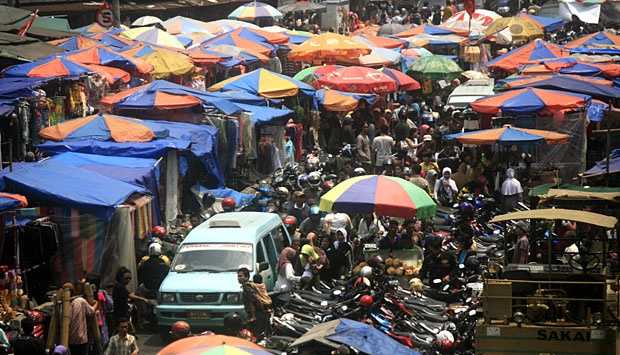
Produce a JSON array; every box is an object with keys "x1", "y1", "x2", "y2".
[
  {"x1": 419, "y1": 238, "x2": 458, "y2": 286},
  {"x1": 12, "y1": 317, "x2": 45, "y2": 355}
]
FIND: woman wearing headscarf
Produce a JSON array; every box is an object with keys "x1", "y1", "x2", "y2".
[
  {"x1": 275, "y1": 247, "x2": 300, "y2": 291},
  {"x1": 501, "y1": 168, "x2": 523, "y2": 211},
  {"x1": 434, "y1": 167, "x2": 459, "y2": 206}
]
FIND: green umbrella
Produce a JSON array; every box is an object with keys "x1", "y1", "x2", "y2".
[
  {"x1": 408, "y1": 55, "x2": 462, "y2": 81},
  {"x1": 293, "y1": 65, "x2": 342, "y2": 85}
]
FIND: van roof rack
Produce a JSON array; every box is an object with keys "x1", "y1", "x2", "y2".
[{"x1": 208, "y1": 220, "x2": 242, "y2": 228}]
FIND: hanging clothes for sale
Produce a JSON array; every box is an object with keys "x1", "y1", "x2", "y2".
[
  {"x1": 239, "y1": 113, "x2": 257, "y2": 159},
  {"x1": 256, "y1": 136, "x2": 274, "y2": 175},
  {"x1": 205, "y1": 116, "x2": 228, "y2": 174},
  {"x1": 17, "y1": 101, "x2": 30, "y2": 159},
  {"x1": 286, "y1": 121, "x2": 303, "y2": 161}
]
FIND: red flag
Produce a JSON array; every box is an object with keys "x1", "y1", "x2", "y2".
[
  {"x1": 17, "y1": 10, "x2": 38, "y2": 37},
  {"x1": 464, "y1": 0, "x2": 475, "y2": 16}
]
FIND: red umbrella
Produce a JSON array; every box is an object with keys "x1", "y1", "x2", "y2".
[
  {"x1": 379, "y1": 68, "x2": 420, "y2": 91},
  {"x1": 316, "y1": 66, "x2": 397, "y2": 94}
]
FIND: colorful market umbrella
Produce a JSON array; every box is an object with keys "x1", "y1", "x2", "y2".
[
  {"x1": 158, "y1": 335, "x2": 264, "y2": 355},
  {"x1": 565, "y1": 31, "x2": 620, "y2": 49},
  {"x1": 442, "y1": 9, "x2": 501, "y2": 34},
  {"x1": 408, "y1": 54, "x2": 462, "y2": 80},
  {"x1": 401, "y1": 47, "x2": 433, "y2": 59},
  {"x1": 73, "y1": 22, "x2": 114, "y2": 34},
  {"x1": 228, "y1": 1, "x2": 283, "y2": 21},
  {"x1": 293, "y1": 64, "x2": 342, "y2": 85},
  {"x1": 395, "y1": 24, "x2": 457, "y2": 37},
  {"x1": 162, "y1": 16, "x2": 212, "y2": 35},
  {"x1": 516, "y1": 13, "x2": 565, "y2": 32},
  {"x1": 92, "y1": 33, "x2": 136, "y2": 49},
  {"x1": 49, "y1": 35, "x2": 100, "y2": 51},
  {"x1": 2, "y1": 56, "x2": 128, "y2": 84},
  {"x1": 278, "y1": 1, "x2": 326, "y2": 13},
  {"x1": 201, "y1": 28, "x2": 284, "y2": 56},
  {"x1": 131, "y1": 16, "x2": 163, "y2": 27},
  {"x1": 261, "y1": 26, "x2": 314, "y2": 44},
  {"x1": 64, "y1": 46, "x2": 153, "y2": 74},
  {"x1": 352, "y1": 24, "x2": 380, "y2": 36},
  {"x1": 319, "y1": 175, "x2": 436, "y2": 219},
  {"x1": 403, "y1": 34, "x2": 466, "y2": 47},
  {"x1": 176, "y1": 345, "x2": 272, "y2": 355},
  {"x1": 378, "y1": 23, "x2": 410, "y2": 36},
  {"x1": 470, "y1": 88, "x2": 590, "y2": 116},
  {"x1": 497, "y1": 75, "x2": 620, "y2": 101},
  {"x1": 444, "y1": 125, "x2": 569, "y2": 145},
  {"x1": 352, "y1": 47, "x2": 402, "y2": 67},
  {"x1": 288, "y1": 32, "x2": 371, "y2": 63},
  {"x1": 351, "y1": 34, "x2": 405, "y2": 49},
  {"x1": 121, "y1": 27, "x2": 185, "y2": 50},
  {"x1": 518, "y1": 57, "x2": 620, "y2": 78},
  {"x1": 316, "y1": 66, "x2": 398, "y2": 94},
  {"x1": 314, "y1": 89, "x2": 360, "y2": 112},
  {"x1": 208, "y1": 68, "x2": 315, "y2": 98},
  {"x1": 201, "y1": 20, "x2": 259, "y2": 36},
  {"x1": 486, "y1": 39, "x2": 568, "y2": 73},
  {"x1": 379, "y1": 68, "x2": 420, "y2": 91},
  {"x1": 485, "y1": 16, "x2": 544, "y2": 44},
  {"x1": 121, "y1": 44, "x2": 194, "y2": 78},
  {"x1": 39, "y1": 113, "x2": 164, "y2": 142},
  {"x1": 190, "y1": 44, "x2": 268, "y2": 67}
]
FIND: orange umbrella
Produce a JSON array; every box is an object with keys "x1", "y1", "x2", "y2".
[
  {"x1": 157, "y1": 335, "x2": 264, "y2": 355},
  {"x1": 352, "y1": 34, "x2": 404, "y2": 49},
  {"x1": 352, "y1": 24, "x2": 380, "y2": 36},
  {"x1": 288, "y1": 32, "x2": 371, "y2": 63}
]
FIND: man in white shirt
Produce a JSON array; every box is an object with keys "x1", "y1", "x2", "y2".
[{"x1": 372, "y1": 126, "x2": 394, "y2": 174}]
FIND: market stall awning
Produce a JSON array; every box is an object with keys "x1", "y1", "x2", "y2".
[
  {"x1": 131, "y1": 16, "x2": 163, "y2": 27},
  {"x1": 200, "y1": 19, "x2": 259, "y2": 36},
  {"x1": 490, "y1": 208, "x2": 617, "y2": 229},
  {"x1": 228, "y1": 1, "x2": 283, "y2": 21},
  {"x1": 395, "y1": 24, "x2": 457, "y2": 37},
  {"x1": 485, "y1": 16, "x2": 544, "y2": 44},
  {"x1": 208, "y1": 68, "x2": 315, "y2": 98},
  {"x1": 163, "y1": 16, "x2": 212, "y2": 35},
  {"x1": 64, "y1": 46, "x2": 153, "y2": 74},
  {"x1": 0, "y1": 193, "x2": 27, "y2": 213},
  {"x1": 444, "y1": 125, "x2": 570, "y2": 145},
  {"x1": 316, "y1": 66, "x2": 398, "y2": 94},
  {"x1": 189, "y1": 44, "x2": 268, "y2": 67},
  {"x1": 486, "y1": 39, "x2": 568, "y2": 73},
  {"x1": 201, "y1": 28, "x2": 277, "y2": 56},
  {"x1": 2, "y1": 56, "x2": 128, "y2": 84},
  {"x1": 320, "y1": 175, "x2": 436, "y2": 219},
  {"x1": 287, "y1": 32, "x2": 371, "y2": 63},
  {"x1": 293, "y1": 65, "x2": 342, "y2": 86},
  {"x1": 39, "y1": 113, "x2": 165, "y2": 142},
  {"x1": 351, "y1": 34, "x2": 405, "y2": 49},
  {"x1": 313, "y1": 89, "x2": 359, "y2": 112},
  {"x1": 583, "y1": 149, "x2": 620, "y2": 177},
  {"x1": 38, "y1": 119, "x2": 225, "y2": 188},
  {"x1": 565, "y1": 31, "x2": 620, "y2": 50},
  {"x1": 499, "y1": 75, "x2": 620, "y2": 100},
  {"x1": 48, "y1": 35, "x2": 100, "y2": 51},
  {"x1": 0, "y1": 160, "x2": 146, "y2": 219},
  {"x1": 470, "y1": 87, "x2": 590, "y2": 116}
]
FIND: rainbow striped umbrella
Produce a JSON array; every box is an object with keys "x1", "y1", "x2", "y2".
[
  {"x1": 320, "y1": 175, "x2": 436, "y2": 219},
  {"x1": 228, "y1": 2, "x2": 283, "y2": 21}
]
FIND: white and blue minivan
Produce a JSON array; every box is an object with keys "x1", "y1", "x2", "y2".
[{"x1": 156, "y1": 212, "x2": 291, "y2": 328}]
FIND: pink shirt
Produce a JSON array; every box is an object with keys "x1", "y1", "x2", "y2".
[{"x1": 69, "y1": 297, "x2": 95, "y2": 345}]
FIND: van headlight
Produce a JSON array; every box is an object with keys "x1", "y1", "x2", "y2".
[
  {"x1": 224, "y1": 293, "x2": 241, "y2": 304},
  {"x1": 161, "y1": 292, "x2": 176, "y2": 304}
]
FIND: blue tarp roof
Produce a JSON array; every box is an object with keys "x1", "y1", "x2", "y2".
[
  {"x1": 584, "y1": 149, "x2": 620, "y2": 176},
  {"x1": 38, "y1": 119, "x2": 225, "y2": 187},
  {"x1": 0, "y1": 160, "x2": 146, "y2": 219},
  {"x1": 0, "y1": 196, "x2": 21, "y2": 213},
  {"x1": 504, "y1": 76, "x2": 620, "y2": 100},
  {"x1": 0, "y1": 77, "x2": 49, "y2": 99}
]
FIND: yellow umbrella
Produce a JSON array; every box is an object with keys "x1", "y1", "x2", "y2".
[
  {"x1": 484, "y1": 17, "x2": 543, "y2": 44},
  {"x1": 288, "y1": 32, "x2": 371, "y2": 63},
  {"x1": 121, "y1": 44, "x2": 194, "y2": 79}
]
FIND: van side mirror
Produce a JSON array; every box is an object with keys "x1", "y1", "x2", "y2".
[{"x1": 258, "y1": 262, "x2": 269, "y2": 272}]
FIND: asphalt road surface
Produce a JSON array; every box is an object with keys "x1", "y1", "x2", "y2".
[{"x1": 136, "y1": 329, "x2": 166, "y2": 355}]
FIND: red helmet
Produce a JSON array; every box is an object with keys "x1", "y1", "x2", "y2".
[
  {"x1": 284, "y1": 215, "x2": 297, "y2": 226},
  {"x1": 359, "y1": 294, "x2": 374, "y2": 307},
  {"x1": 152, "y1": 226, "x2": 166, "y2": 237},
  {"x1": 322, "y1": 181, "x2": 334, "y2": 191},
  {"x1": 222, "y1": 197, "x2": 236, "y2": 211},
  {"x1": 170, "y1": 321, "x2": 191, "y2": 337}
]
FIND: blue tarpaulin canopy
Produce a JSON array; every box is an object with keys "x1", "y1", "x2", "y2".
[
  {"x1": 38, "y1": 119, "x2": 225, "y2": 187},
  {"x1": 584, "y1": 149, "x2": 620, "y2": 177},
  {"x1": 0, "y1": 196, "x2": 23, "y2": 213},
  {"x1": 501, "y1": 75, "x2": 620, "y2": 101},
  {"x1": 0, "y1": 160, "x2": 146, "y2": 219}
]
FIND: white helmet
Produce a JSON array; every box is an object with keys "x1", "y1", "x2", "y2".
[
  {"x1": 148, "y1": 242, "x2": 162, "y2": 256},
  {"x1": 360, "y1": 265, "x2": 373, "y2": 277},
  {"x1": 353, "y1": 167, "x2": 366, "y2": 176},
  {"x1": 436, "y1": 330, "x2": 454, "y2": 350}
]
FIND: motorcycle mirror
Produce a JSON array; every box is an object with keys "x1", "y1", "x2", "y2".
[
  {"x1": 363, "y1": 278, "x2": 371, "y2": 287},
  {"x1": 469, "y1": 309, "x2": 477, "y2": 316},
  {"x1": 341, "y1": 305, "x2": 348, "y2": 311},
  {"x1": 333, "y1": 290, "x2": 342, "y2": 296},
  {"x1": 466, "y1": 297, "x2": 472, "y2": 303},
  {"x1": 433, "y1": 279, "x2": 442, "y2": 284},
  {"x1": 442, "y1": 284, "x2": 450, "y2": 292},
  {"x1": 320, "y1": 301, "x2": 328, "y2": 307},
  {"x1": 459, "y1": 264, "x2": 465, "y2": 270}
]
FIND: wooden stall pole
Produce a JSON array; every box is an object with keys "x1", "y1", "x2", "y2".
[
  {"x1": 60, "y1": 286, "x2": 71, "y2": 347},
  {"x1": 46, "y1": 289, "x2": 60, "y2": 351}
]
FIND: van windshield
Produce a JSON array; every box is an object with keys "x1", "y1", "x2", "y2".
[{"x1": 172, "y1": 243, "x2": 253, "y2": 273}]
